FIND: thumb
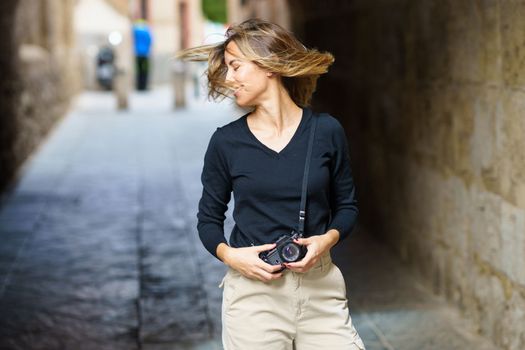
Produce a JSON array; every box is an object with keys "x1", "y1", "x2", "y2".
[{"x1": 253, "y1": 243, "x2": 276, "y2": 252}]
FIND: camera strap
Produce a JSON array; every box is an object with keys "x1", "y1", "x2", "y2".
[{"x1": 297, "y1": 113, "x2": 318, "y2": 236}]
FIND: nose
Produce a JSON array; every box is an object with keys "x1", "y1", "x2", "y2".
[{"x1": 225, "y1": 67, "x2": 236, "y2": 85}]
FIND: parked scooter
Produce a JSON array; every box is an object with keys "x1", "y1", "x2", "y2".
[{"x1": 96, "y1": 46, "x2": 115, "y2": 90}]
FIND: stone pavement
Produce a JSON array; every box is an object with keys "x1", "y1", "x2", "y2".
[{"x1": 0, "y1": 87, "x2": 498, "y2": 350}]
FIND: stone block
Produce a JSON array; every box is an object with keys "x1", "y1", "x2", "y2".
[
  {"x1": 500, "y1": 1, "x2": 525, "y2": 87},
  {"x1": 499, "y1": 90, "x2": 525, "y2": 206},
  {"x1": 470, "y1": 189, "x2": 502, "y2": 269},
  {"x1": 516, "y1": 183, "x2": 525, "y2": 210},
  {"x1": 439, "y1": 176, "x2": 469, "y2": 258},
  {"x1": 446, "y1": 253, "x2": 468, "y2": 306},
  {"x1": 470, "y1": 88, "x2": 500, "y2": 186},
  {"x1": 479, "y1": 0, "x2": 502, "y2": 83},
  {"x1": 469, "y1": 271, "x2": 505, "y2": 341},
  {"x1": 447, "y1": 1, "x2": 484, "y2": 83},
  {"x1": 500, "y1": 200, "x2": 525, "y2": 286},
  {"x1": 498, "y1": 292, "x2": 525, "y2": 350}
]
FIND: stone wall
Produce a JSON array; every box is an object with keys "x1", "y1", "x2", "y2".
[
  {"x1": 0, "y1": 1, "x2": 21, "y2": 194},
  {"x1": 290, "y1": 1, "x2": 525, "y2": 349},
  {"x1": 0, "y1": 0, "x2": 80, "y2": 193}
]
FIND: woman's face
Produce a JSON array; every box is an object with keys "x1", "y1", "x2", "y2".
[{"x1": 224, "y1": 41, "x2": 272, "y2": 107}]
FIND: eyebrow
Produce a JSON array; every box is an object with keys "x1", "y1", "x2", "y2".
[{"x1": 226, "y1": 58, "x2": 241, "y2": 66}]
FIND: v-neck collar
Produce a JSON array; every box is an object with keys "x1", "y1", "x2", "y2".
[{"x1": 242, "y1": 107, "x2": 311, "y2": 157}]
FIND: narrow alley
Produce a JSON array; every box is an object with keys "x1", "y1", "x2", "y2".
[
  {"x1": 1, "y1": 1, "x2": 523, "y2": 349},
  {"x1": 0, "y1": 88, "x2": 498, "y2": 350}
]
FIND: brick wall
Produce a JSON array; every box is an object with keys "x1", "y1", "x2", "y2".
[{"x1": 291, "y1": 1, "x2": 525, "y2": 349}]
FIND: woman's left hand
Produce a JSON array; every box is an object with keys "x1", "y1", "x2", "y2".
[{"x1": 284, "y1": 229, "x2": 340, "y2": 273}]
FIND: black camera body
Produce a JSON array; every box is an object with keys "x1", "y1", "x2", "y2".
[{"x1": 259, "y1": 230, "x2": 307, "y2": 266}]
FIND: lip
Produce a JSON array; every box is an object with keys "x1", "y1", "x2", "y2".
[{"x1": 233, "y1": 87, "x2": 242, "y2": 97}]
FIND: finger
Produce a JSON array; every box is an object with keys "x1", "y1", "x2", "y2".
[
  {"x1": 294, "y1": 237, "x2": 310, "y2": 246},
  {"x1": 266, "y1": 270, "x2": 284, "y2": 281},
  {"x1": 285, "y1": 260, "x2": 305, "y2": 269},
  {"x1": 253, "y1": 243, "x2": 277, "y2": 253},
  {"x1": 285, "y1": 265, "x2": 304, "y2": 273},
  {"x1": 286, "y1": 249, "x2": 316, "y2": 269},
  {"x1": 259, "y1": 262, "x2": 284, "y2": 273},
  {"x1": 272, "y1": 264, "x2": 286, "y2": 273},
  {"x1": 286, "y1": 255, "x2": 315, "y2": 272},
  {"x1": 287, "y1": 248, "x2": 312, "y2": 267},
  {"x1": 271, "y1": 272, "x2": 283, "y2": 280},
  {"x1": 257, "y1": 269, "x2": 281, "y2": 282}
]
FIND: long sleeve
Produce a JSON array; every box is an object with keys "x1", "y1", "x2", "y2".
[
  {"x1": 326, "y1": 119, "x2": 359, "y2": 242},
  {"x1": 197, "y1": 128, "x2": 232, "y2": 260}
]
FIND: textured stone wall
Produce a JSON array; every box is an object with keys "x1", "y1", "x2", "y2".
[
  {"x1": 290, "y1": 1, "x2": 525, "y2": 349},
  {"x1": 0, "y1": 1, "x2": 21, "y2": 195},
  {"x1": 0, "y1": 0, "x2": 80, "y2": 193}
]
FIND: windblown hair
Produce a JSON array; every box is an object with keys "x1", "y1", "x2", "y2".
[{"x1": 174, "y1": 18, "x2": 335, "y2": 107}]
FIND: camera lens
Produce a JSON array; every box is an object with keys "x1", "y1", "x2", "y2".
[{"x1": 281, "y1": 243, "x2": 300, "y2": 262}]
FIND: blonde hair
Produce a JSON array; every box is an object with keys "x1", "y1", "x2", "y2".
[{"x1": 174, "y1": 18, "x2": 335, "y2": 107}]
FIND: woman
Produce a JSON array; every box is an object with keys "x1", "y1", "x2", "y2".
[{"x1": 177, "y1": 18, "x2": 365, "y2": 350}]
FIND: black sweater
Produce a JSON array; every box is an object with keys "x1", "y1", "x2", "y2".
[{"x1": 197, "y1": 107, "x2": 358, "y2": 260}]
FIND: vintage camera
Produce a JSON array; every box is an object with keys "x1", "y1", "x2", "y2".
[{"x1": 259, "y1": 230, "x2": 307, "y2": 266}]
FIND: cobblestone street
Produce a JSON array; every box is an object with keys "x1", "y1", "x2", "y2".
[{"x1": 0, "y1": 87, "x2": 498, "y2": 350}]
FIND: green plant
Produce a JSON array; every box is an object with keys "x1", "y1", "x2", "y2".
[{"x1": 202, "y1": 0, "x2": 227, "y2": 24}]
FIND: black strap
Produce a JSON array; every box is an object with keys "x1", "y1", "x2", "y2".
[{"x1": 297, "y1": 113, "x2": 317, "y2": 236}]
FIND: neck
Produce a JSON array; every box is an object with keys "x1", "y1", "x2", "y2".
[{"x1": 249, "y1": 86, "x2": 302, "y2": 134}]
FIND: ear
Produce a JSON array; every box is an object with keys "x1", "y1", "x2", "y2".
[{"x1": 266, "y1": 72, "x2": 274, "y2": 77}]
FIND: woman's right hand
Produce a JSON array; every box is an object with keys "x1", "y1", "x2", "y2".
[{"x1": 217, "y1": 243, "x2": 284, "y2": 282}]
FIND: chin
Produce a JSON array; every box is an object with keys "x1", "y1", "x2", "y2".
[{"x1": 234, "y1": 97, "x2": 255, "y2": 108}]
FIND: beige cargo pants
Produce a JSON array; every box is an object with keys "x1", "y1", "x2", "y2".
[{"x1": 219, "y1": 252, "x2": 366, "y2": 350}]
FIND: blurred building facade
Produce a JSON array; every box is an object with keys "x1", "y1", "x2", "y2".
[
  {"x1": 74, "y1": 0, "x2": 133, "y2": 91},
  {"x1": 227, "y1": 0, "x2": 291, "y2": 29},
  {"x1": 0, "y1": 0, "x2": 209, "y2": 193},
  {"x1": 130, "y1": 0, "x2": 206, "y2": 86},
  {"x1": 0, "y1": 0, "x2": 80, "y2": 193},
  {"x1": 74, "y1": 0, "x2": 207, "y2": 90}
]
